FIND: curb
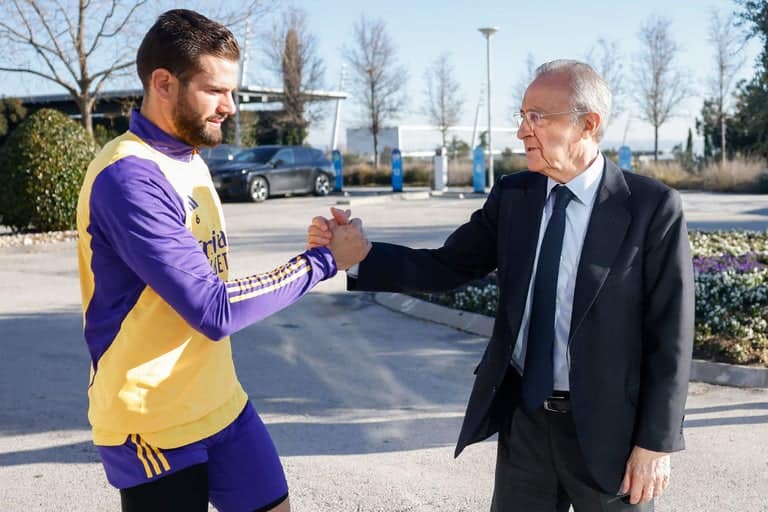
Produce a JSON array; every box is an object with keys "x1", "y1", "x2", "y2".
[
  {"x1": 373, "y1": 292, "x2": 768, "y2": 389},
  {"x1": 334, "y1": 191, "x2": 431, "y2": 206},
  {"x1": 375, "y1": 292, "x2": 495, "y2": 336},
  {"x1": 689, "y1": 359, "x2": 768, "y2": 388},
  {"x1": 331, "y1": 188, "x2": 488, "y2": 206}
]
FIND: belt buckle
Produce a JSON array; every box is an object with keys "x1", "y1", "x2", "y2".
[{"x1": 543, "y1": 398, "x2": 567, "y2": 413}]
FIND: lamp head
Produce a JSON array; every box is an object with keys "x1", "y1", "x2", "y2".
[{"x1": 478, "y1": 27, "x2": 499, "y2": 38}]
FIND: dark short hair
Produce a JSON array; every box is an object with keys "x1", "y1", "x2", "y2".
[{"x1": 137, "y1": 9, "x2": 240, "y2": 90}]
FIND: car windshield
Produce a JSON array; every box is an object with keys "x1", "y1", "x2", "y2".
[
  {"x1": 233, "y1": 148, "x2": 279, "y2": 164},
  {"x1": 208, "y1": 145, "x2": 236, "y2": 159}
]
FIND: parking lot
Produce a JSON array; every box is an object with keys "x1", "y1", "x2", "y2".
[{"x1": 0, "y1": 189, "x2": 766, "y2": 511}]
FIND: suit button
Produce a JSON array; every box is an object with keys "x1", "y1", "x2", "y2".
[{"x1": 492, "y1": 385, "x2": 497, "y2": 393}]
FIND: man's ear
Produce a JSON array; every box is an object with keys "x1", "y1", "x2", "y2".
[
  {"x1": 581, "y1": 112, "x2": 601, "y2": 140},
  {"x1": 149, "y1": 68, "x2": 177, "y2": 102}
]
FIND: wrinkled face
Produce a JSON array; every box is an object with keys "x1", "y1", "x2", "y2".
[
  {"x1": 171, "y1": 55, "x2": 238, "y2": 147},
  {"x1": 517, "y1": 73, "x2": 590, "y2": 182}
]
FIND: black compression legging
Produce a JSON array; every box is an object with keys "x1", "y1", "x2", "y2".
[
  {"x1": 119, "y1": 463, "x2": 289, "y2": 512},
  {"x1": 120, "y1": 462, "x2": 208, "y2": 512}
]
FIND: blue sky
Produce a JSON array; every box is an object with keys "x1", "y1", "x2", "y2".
[
  {"x1": 281, "y1": 0, "x2": 761, "y2": 153},
  {"x1": 2, "y1": 0, "x2": 761, "y2": 154}
]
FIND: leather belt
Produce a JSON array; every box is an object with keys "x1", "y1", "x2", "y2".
[{"x1": 543, "y1": 391, "x2": 571, "y2": 413}]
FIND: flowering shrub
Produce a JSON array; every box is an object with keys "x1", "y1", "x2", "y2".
[
  {"x1": 689, "y1": 230, "x2": 768, "y2": 258},
  {"x1": 415, "y1": 230, "x2": 768, "y2": 366},
  {"x1": 689, "y1": 231, "x2": 768, "y2": 365},
  {"x1": 419, "y1": 284, "x2": 499, "y2": 317}
]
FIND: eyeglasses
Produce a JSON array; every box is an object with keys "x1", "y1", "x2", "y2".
[{"x1": 512, "y1": 109, "x2": 589, "y2": 130}]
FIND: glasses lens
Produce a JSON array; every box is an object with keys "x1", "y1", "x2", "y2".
[{"x1": 527, "y1": 111, "x2": 541, "y2": 127}]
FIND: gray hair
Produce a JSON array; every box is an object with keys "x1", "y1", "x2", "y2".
[{"x1": 534, "y1": 59, "x2": 612, "y2": 141}]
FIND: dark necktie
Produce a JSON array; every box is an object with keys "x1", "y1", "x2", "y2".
[{"x1": 521, "y1": 184, "x2": 574, "y2": 411}]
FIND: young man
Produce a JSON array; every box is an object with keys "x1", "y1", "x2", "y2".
[
  {"x1": 76, "y1": 10, "x2": 369, "y2": 512},
  {"x1": 310, "y1": 60, "x2": 694, "y2": 511}
]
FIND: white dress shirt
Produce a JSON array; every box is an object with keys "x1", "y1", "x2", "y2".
[{"x1": 511, "y1": 152, "x2": 605, "y2": 391}]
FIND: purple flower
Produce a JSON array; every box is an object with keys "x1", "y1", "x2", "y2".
[{"x1": 693, "y1": 252, "x2": 767, "y2": 274}]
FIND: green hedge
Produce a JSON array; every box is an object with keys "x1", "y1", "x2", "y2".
[
  {"x1": 0, "y1": 109, "x2": 96, "y2": 232},
  {"x1": 342, "y1": 165, "x2": 432, "y2": 187}
]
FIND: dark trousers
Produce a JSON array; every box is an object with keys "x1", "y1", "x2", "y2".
[{"x1": 490, "y1": 405, "x2": 653, "y2": 512}]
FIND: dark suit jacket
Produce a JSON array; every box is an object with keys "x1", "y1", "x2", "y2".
[{"x1": 348, "y1": 159, "x2": 695, "y2": 494}]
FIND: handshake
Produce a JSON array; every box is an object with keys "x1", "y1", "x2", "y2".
[{"x1": 307, "y1": 207, "x2": 371, "y2": 270}]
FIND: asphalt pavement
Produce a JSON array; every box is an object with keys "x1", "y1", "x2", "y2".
[{"x1": 0, "y1": 189, "x2": 766, "y2": 511}]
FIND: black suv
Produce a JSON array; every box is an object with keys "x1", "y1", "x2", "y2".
[{"x1": 209, "y1": 145, "x2": 334, "y2": 202}]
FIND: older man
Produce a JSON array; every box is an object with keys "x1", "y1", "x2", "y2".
[{"x1": 310, "y1": 60, "x2": 694, "y2": 511}]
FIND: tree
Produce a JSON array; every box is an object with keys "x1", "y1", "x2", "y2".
[
  {"x1": 672, "y1": 128, "x2": 695, "y2": 171},
  {"x1": 0, "y1": 1, "x2": 265, "y2": 136},
  {"x1": 586, "y1": 38, "x2": 626, "y2": 120},
  {"x1": 707, "y1": 9, "x2": 746, "y2": 165},
  {"x1": 510, "y1": 52, "x2": 537, "y2": 116},
  {"x1": 696, "y1": 98, "x2": 726, "y2": 161},
  {"x1": 0, "y1": 98, "x2": 28, "y2": 146},
  {"x1": 684, "y1": 127, "x2": 695, "y2": 170},
  {"x1": 631, "y1": 16, "x2": 692, "y2": 161},
  {"x1": 0, "y1": 109, "x2": 96, "y2": 231},
  {"x1": 423, "y1": 53, "x2": 463, "y2": 149},
  {"x1": 447, "y1": 136, "x2": 470, "y2": 160},
  {"x1": 262, "y1": 7, "x2": 325, "y2": 145},
  {"x1": 344, "y1": 16, "x2": 407, "y2": 168},
  {"x1": 0, "y1": 1, "x2": 150, "y2": 135},
  {"x1": 479, "y1": 130, "x2": 488, "y2": 150},
  {"x1": 728, "y1": 0, "x2": 768, "y2": 159}
]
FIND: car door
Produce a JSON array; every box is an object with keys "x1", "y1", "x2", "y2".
[
  {"x1": 293, "y1": 147, "x2": 314, "y2": 192},
  {"x1": 268, "y1": 148, "x2": 295, "y2": 194}
]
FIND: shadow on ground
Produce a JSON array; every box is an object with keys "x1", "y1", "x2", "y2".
[{"x1": 0, "y1": 293, "x2": 486, "y2": 464}]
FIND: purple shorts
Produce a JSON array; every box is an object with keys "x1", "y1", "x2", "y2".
[{"x1": 97, "y1": 401, "x2": 288, "y2": 511}]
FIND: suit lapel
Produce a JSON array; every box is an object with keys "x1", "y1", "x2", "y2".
[
  {"x1": 569, "y1": 160, "x2": 631, "y2": 339},
  {"x1": 503, "y1": 173, "x2": 547, "y2": 338}
]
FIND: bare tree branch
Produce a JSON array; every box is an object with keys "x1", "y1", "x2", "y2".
[
  {"x1": 631, "y1": 16, "x2": 693, "y2": 161},
  {"x1": 708, "y1": 8, "x2": 746, "y2": 164},
  {"x1": 423, "y1": 53, "x2": 463, "y2": 148},
  {"x1": 91, "y1": 62, "x2": 134, "y2": 98},
  {"x1": 261, "y1": 6, "x2": 326, "y2": 136},
  {"x1": 510, "y1": 52, "x2": 537, "y2": 113},
  {"x1": 0, "y1": 6, "x2": 72, "y2": 88},
  {"x1": 344, "y1": 16, "x2": 407, "y2": 167},
  {"x1": 90, "y1": 60, "x2": 135, "y2": 82},
  {"x1": 586, "y1": 38, "x2": 625, "y2": 120},
  {"x1": 0, "y1": 65, "x2": 77, "y2": 96},
  {"x1": 52, "y1": 0, "x2": 78, "y2": 52},
  {"x1": 0, "y1": 1, "x2": 260, "y2": 135},
  {"x1": 204, "y1": 0, "x2": 268, "y2": 32},
  {"x1": 27, "y1": 0, "x2": 79, "y2": 81},
  {"x1": 88, "y1": 0, "x2": 148, "y2": 56}
]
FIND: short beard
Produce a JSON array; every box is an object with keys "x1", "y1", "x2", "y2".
[{"x1": 172, "y1": 90, "x2": 223, "y2": 147}]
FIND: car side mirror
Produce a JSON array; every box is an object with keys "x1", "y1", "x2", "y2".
[{"x1": 272, "y1": 159, "x2": 284, "y2": 167}]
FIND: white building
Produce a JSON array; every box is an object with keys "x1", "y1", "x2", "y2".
[
  {"x1": 346, "y1": 127, "x2": 402, "y2": 157},
  {"x1": 345, "y1": 125, "x2": 522, "y2": 158}
]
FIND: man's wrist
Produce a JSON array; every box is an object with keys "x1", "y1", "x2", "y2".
[{"x1": 347, "y1": 263, "x2": 360, "y2": 277}]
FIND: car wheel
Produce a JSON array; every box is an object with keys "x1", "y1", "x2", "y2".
[
  {"x1": 313, "y1": 173, "x2": 331, "y2": 196},
  {"x1": 248, "y1": 176, "x2": 269, "y2": 202}
]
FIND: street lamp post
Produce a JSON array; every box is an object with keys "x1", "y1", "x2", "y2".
[
  {"x1": 235, "y1": 19, "x2": 251, "y2": 148},
  {"x1": 330, "y1": 65, "x2": 346, "y2": 151},
  {"x1": 478, "y1": 26, "x2": 498, "y2": 188}
]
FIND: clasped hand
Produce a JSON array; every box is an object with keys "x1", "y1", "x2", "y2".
[{"x1": 307, "y1": 207, "x2": 371, "y2": 270}]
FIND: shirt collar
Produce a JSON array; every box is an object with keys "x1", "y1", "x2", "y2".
[
  {"x1": 546, "y1": 151, "x2": 604, "y2": 207},
  {"x1": 129, "y1": 109, "x2": 196, "y2": 162}
]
